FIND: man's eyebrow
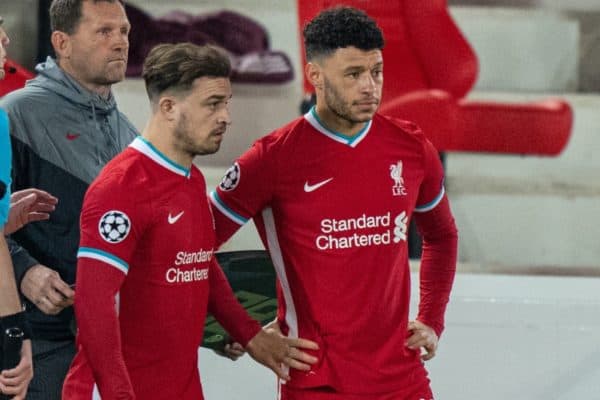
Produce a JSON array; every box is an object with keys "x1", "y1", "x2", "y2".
[
  {"x1": 343, "y1": 66, "x2": 365, "y2": 72},
  {"x1": 205, "y1": 94, "x2": 232, "y2": 101}
]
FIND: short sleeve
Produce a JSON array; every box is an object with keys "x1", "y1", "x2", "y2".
[
  {"x1": 0, "y1": 109, "x2": 11, "y2": 228},
  {"x1": 414, "y1": 139, "x2": 445, "y2": 213},
  {"x1": 210, "y1": 138, "x2": 276, "y2": 225},
  {"x1": 78, "y1": 173, "x2": 147, "y2": 276}
]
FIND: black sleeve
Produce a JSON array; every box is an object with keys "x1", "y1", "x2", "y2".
[
  {"x1": 0, "y1": 311, "x2": 33, "y2": 339},
  {"x1": 7, "y1": 236, "x2": 39, "y2": 291}
]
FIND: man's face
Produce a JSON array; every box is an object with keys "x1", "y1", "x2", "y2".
[
  {"x1": 65, "y1": 1, "x2": 130, "y2": 87},
  {"x1": 0, "y1": 25, "x2": 10, "y2": 80},
  {"x1": 172, "y1": 77, "x2": 232, "y2": 157},
  {"x1": 318, "y1": 46, "x2": 383, "y2": 123}
]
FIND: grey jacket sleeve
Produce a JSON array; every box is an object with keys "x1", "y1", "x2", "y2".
[{"x1": 7, "y1": 235, "x2": 39, "y2": 290}]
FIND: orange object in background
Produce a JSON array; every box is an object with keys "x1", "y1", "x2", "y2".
[
  {"x1": 296, "y1": 0, "x2": 573, "y2": 155},
  {"x1": 0, "y1": 59, "x2": 34, "y2": 97}
]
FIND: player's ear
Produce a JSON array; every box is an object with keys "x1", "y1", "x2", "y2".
[
  {"x1": 306, "y1": 62, "x2": 323, "y2": 91},
  {"x1": 158, "y1": 96, "x2": 178, "y2": 121}
]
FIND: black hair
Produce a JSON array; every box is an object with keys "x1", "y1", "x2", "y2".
[{"x1": 303, "y1": 6, "x2": 384, "y2": 61}]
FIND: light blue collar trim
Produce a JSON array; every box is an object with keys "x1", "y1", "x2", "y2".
[
  {"x1": 129, "y1": 137, "x2": 190, "y2": 178},
  {"x1": 304, "y1": 106, "x2": 371, "y2": 148}
]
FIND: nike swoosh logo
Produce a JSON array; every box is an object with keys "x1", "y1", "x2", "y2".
[
  {"x1": 168, "y1": 211, "x2": 184, "y2": 224},
  {"x1": 304, "y1": 178, "x2": 333, "y2": 193}
]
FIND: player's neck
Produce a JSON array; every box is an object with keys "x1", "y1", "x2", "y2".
[
  {"x1": 314, "y1": 103, "x2": 365, "y2": 137},
  {"x1": 142, "y1": 121, "x2": 193, "y2": 170}
]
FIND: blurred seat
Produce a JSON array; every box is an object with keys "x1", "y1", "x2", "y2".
[
  {"x1": 0, "y1": 59, "x2": 34, "y2": 97},
  {"x1": 125, "y1": 4, "x2": 294, "y2": 84},
  {"x1": 296, "y1": 0, "x2": 573, "y2": 155}
]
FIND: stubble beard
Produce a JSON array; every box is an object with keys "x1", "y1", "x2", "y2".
[
  {"x1": 323, "y1": 77, "x2": 372, "y2": 124},
  {"x1": 96, "y1": 62, "x2": 127, "y2": 86},
  {"x1": 174, "y1": 114, "x2": 220, "y2": 157}
]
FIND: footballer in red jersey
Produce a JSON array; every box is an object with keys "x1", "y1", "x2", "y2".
[
  {"x1": 63, "y1": 137, "x2": 262, "y2": 400},
  {"x1": 210, "y1": 7, "x2": 457, "y2": 400},
  {"x1": 62, "y1": 43, "x2": 318, "y2": 400}
]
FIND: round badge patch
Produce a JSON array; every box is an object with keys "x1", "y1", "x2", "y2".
[
  {"x1": 219, "y1": 162, "x2": 241, "y2": 191},
  {"x1": 98, "y1": 210, "x2": 131, "y2": 243}
]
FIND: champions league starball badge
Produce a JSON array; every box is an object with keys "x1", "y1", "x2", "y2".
[
  {"x1": 98, "y1": 210, "x2": 131, "y2": 243},
  {"x1": 219, "y1": 162, "x2": 241, "y2": 191}
]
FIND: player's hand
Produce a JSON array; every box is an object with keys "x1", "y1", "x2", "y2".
[
  {"x1": 245, "y1": 324, "x2": 319, "y2": 381},
  {"x1": 0, "y1": 339, "x2": 33, "y2": 399},
  {"x1": 213, "y1": 339, "x2": 245, "y2": 361},
  {"x1": 213, "y1": 319, "x2": 284, "y2": 360},
  {"x1": 406, "y1": 320, "x2": 438, "y2": 361},
  {"x1": 21, "y1": 265, "x2": 74, "y2": 315},
  {"x1": 4, "y1": 189, "x2": 57, "y2": 235}
]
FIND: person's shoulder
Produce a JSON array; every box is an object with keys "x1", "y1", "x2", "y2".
[
  {"x1": 90, "y1": 148, "x2": 145, "y2": 194},
  {"x1": 375, "y1": 113, "x2": 425, "y2": 139},
  {"x1": 256, "y1": 115, "x2": 308, "y2": 148},
  {"x1": 83, "y1": 150, "x2": 151, "y2": 227},
  {"x1": 0, "y1": 108, "x2": 7, "y2": 126},
  {"x1": 374, "y1": 113, "x2": 432, "y2": 151},
  {"x1": 116, "y1": 110, "x2": 140, "y2": 137},
  {"x1": 0, "y1": 80, "x2": 50, "y2": 110},
  {"x1": 191, "y1": 164, "x2": 207, "y2": 188}
]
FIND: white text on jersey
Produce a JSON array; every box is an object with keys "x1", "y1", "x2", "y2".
[
  {"x1": 166, "y1": 267, "x2": 209, "y2": 283},
  {"x1": 175, "y1": 249, "x2": 213, "y2": 265},
  {"x1": 316, "y1": 212, "x2": 407, "y2": 250}
]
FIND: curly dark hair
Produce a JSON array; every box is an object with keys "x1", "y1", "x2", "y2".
[{"x1": 303, "y1": 6, "x2": 384, "y2": 61}]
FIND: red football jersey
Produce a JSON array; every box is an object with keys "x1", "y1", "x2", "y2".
[
  {"x1": 210, "y1": 109, "x2": 448, "y2": 395},
  {"x1": 63, "y1": 137, "x2": 259, "y2": 400}
]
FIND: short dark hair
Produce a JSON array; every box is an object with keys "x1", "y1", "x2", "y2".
[
  {"x1": 142, "y1": 42, "x2": 231, "y2": 102},
  {"x1": 303, "y1": 6, "x2": 384, "y2": 61},
  {"x1": 50, "y1": 0, "x2": 123, "y2": 34}
]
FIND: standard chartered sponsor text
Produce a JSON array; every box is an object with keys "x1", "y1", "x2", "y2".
[
  {"x1": 320, "y1": 213, "x2": 390, "y2": 233},
  {"x1": 166, "y1": 249, "x2": 213, "y2": 283},
  {"x1": 317, "y1": 212, "x2": 405, "y2": 250},
  {"x1": 166, "y1": 267, "x2": 209, "y2": 283},
  {"x1": 317, "y1": 231, "x2": 391, "y2": 250},
  {"x1": 175, "y1": 249, "x2": 213, "y2": 265}
]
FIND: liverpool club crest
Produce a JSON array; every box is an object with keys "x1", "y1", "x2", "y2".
[{"x1": 390, "y1": 161, "x2": 407, "y2": 196}]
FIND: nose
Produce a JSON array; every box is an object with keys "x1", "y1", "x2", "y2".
[
  {"x1": 118, "y1": 35, "x2": 128, "y2": 50},
  {"x1": 359, "y1": 73, "x2": 376, "y2": 94},
  {"x1": 113, "y1": 31, "x2": 129, "y2": 52},
  {"x1": 218, "y1": 106, "x2": 232, "y2": 126}
]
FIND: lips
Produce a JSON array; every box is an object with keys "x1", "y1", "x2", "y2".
[
  {"x1": 355, "y1": 99, "x2": 379, "y2": 106},
  {"x1": 108, "y1": 55, "x2": 127, "y2": 63},
  {"x1": 212, "y1": 126, "x2": 227, "y2": 136},
  {"x1": 210, "y1": 131, "x2": 226, "y2": 141}
]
